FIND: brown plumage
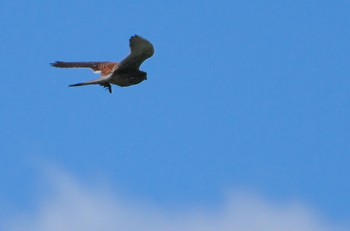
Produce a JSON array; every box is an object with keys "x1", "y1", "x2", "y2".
[{"x1": 51, "y1": 35, "x2": 154, "y2": 93}]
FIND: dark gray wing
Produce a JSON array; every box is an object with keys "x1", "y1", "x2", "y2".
[{"x1": 119, "y1": 35, "x2": 154, "y2": 70}]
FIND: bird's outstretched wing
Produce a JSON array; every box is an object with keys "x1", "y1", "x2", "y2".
[
  {"x1": 69, "y1": 81, "x2": 112, "y2": 93},
  {"x1": 119, "y1": 35, "x2": 154, "y2": 70},
  {"x1": 51, "y1": 61, "x2": 117, "y2": 93},
  {"x1": 51, "y1": 61, "x2": 119, "y2": 77}
]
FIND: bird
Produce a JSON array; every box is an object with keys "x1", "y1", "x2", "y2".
[{"x1": 51, "y1": 35, "x2": 154, "y2": 93}]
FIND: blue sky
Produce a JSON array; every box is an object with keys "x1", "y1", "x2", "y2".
[{"x1": 1, "y1": 1, "x2": 350, "y2": 230}]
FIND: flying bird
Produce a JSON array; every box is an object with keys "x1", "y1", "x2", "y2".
[{"x1": 51, "y1": 35, "x2": 154, "y2": 93}]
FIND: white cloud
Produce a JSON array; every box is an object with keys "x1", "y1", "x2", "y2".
[{"x1": 3, "y1": 170, "x2": 349, "y2": 231}]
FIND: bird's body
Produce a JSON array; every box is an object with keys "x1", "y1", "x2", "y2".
[{"x1": 51, "y1": 35, "x2": 154, "y2": 93}]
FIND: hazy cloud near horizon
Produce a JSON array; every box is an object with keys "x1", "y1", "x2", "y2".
[{"x1": 3, "y1": 170, "x2": 348, "y2": 231}]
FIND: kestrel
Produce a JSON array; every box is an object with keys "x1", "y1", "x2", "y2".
[{"x1": 51, "y1": 35, "x2": 154, "y2": 93}]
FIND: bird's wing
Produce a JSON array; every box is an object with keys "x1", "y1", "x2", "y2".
[
  {"x1": 51, "y1": 61, "x2": 119, "y2": 77},
  {"x1": 69, "y1": 79, "x2": 113, "y2": 93},
  {"x1": 119, "y1": 35, "x2": 154, "y2": 70}
]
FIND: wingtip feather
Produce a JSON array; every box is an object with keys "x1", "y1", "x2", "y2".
[
  {"x1": 68, "y1": 83, "x2": 83, "y2": 87},
  {"x1": 51, "y1": 61, "x2": 64, "y2": 68}
]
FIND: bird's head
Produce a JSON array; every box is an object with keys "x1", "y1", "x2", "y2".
[{"x1": 140, "y1": 71, "x2": 147, "y2": 80}]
